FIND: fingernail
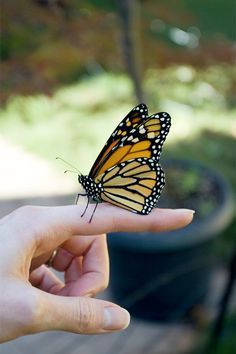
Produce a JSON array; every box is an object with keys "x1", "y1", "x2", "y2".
[
  {"x1": 103, "y1": 306, "x2": 130, "y2": 331},
  {"x1": 176, "y1": 208, "x2": 195, "y2": 214}
]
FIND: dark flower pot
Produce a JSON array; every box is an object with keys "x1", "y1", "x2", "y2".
[{"x1": 108, "y1": 159, "x2": 234, "y2": 321}]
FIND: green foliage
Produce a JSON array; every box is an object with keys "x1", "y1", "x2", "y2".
[
  {"x1": 146, "y1": 65, "x2": 236, "y2": 109},
  {"x1": 84, "y1": 0, "x2": 116, "y2": 11},
  {"x1": 184, "y1": 0, "x2": 236, "y2": 41},
  {"x1": 192, "y1": 314, "x2": 236, "y2": 354},
  {"x1": 210, "y1": 315, "x2": 236, "y2": 354}
]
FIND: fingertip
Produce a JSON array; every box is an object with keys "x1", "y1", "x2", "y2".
[
  {"x1": 172, "y1": 208, "x2": 195, "y2": 227},
  {"x1": 103, "y1": 306, "x2": 130, "y2": 331},
  {"x1": 178, "y1": 208, "x2": 195, "y2": 215},
  {"x1": 177, "y1": 208, "x2": 195, "y2": 218},
  {"x1": 145, "y1": 208, "x2": 195, "y2": 233}
]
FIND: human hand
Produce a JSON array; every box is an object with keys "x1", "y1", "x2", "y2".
[{"x1": 0, "y1": 203, "x2": 194, "y2": 343}]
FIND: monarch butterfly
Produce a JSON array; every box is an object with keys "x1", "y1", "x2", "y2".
[{"x1": 78, "y1": 103, "x2": 171, "y2": 222}]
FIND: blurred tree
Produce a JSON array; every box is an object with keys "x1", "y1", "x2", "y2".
[
  {"x1": 1, "y1": 0, "x2": 235, "y2": 101},
  {"x1": 115, "y1": 0, "x2": 145, "y2": 103}
]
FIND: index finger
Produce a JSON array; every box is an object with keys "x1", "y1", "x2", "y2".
[{"x1": 17, "y1": 203, "x2": 194, "y2": 252}]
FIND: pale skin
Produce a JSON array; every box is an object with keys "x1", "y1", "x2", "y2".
[{"x1": 0, "y1": 203, "x2": 194, "y2": 343}]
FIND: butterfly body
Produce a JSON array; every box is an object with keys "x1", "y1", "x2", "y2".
[
  {"x1": 77, "y1": 104, "x2": 171, "y2": 221},
  {"x1": 79, "y1": 175, "x2": 101, "y2": 202}
]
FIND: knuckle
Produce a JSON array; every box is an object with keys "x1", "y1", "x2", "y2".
[
  {"x1": 75, "y1": 298, "x2": 97, "y2": 333},
  {"x1": 111, "y1": 214, "x2": 119, "y2": 233},
  {"x1": 89, "y1": 271, "x2": 109, "y2": 294},
  {"x1": 99, "y1": 275, "x2": 109, "y2": 292}
]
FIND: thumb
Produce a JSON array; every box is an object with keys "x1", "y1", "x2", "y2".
[{"x1": 33, "y1": 291, "x2": 130, "y2": 334}]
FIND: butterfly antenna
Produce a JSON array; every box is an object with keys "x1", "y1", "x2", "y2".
[
  {"x1": 56, "y1": 157, "x2": 82, "y2": 175},
  {"x1": 64, "y1": 169, "x2": 79, "y2": 174}
]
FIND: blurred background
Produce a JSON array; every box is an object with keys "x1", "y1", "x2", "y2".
[{"x1": 0, "y1": 1, "x2": 235, "y2": 353}]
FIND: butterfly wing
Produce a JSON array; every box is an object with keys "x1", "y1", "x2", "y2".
[
  {"x1": 89, "y1": 103, "x2": 149, "y2": 179},
  {"x1": 94, "y1": 158, "x2": 164, "y2": 214},
  {"x1": 129, "y1": 111, "x2": 171, "y2": 160},
  {"x1": 90, "y1": 111, "x2": 171, "y2": 178}
]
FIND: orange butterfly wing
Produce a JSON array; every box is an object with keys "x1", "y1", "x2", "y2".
[
  {"x1": 89, "y1": 110, "x2": 171, "y2": 178},
  {"x1": 89, "y1": 103, "x2": 148, "y2": 179}
]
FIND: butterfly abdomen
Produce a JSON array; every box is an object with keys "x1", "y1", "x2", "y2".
[{"x1": 78, "y1": 175, "x2": 102, "y2": 201}]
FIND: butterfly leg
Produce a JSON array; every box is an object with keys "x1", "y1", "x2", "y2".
[
  {"x1": 75, "y1": 193, "x2": 90, "y2": 218},
  {"x1": 89, "y1": 202, "x2": 99, "y2": 223},
  {"x1": 75, "y1": 193, "x2": 87, "y2": 205},
  {"x1": 81, "y1": 196, "x2": 90, "y2": 218}
]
